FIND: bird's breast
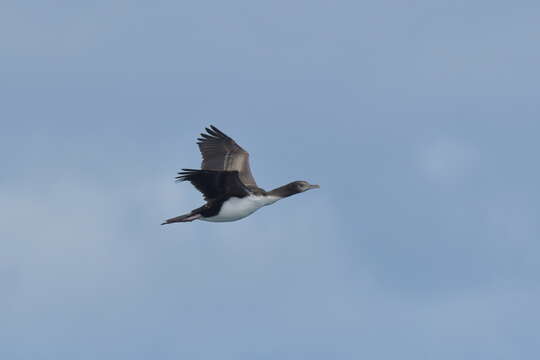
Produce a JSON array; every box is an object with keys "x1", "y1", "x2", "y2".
[{"x1": 200, "y1": 195, "x2": 280, "y2": 222}]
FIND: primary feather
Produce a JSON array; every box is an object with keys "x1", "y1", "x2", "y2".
[{"x1": 196, "y1": 125, "x2": 258, "y2": 187}]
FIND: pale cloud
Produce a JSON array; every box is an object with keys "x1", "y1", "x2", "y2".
[
  {"x1": 2, "y1": 169, "x2": 539, "y2": 359},
  {"x1": 2, "y1": 0, "x2": 540, "y2": 357},
  {"x1": 417, "y1": 138, "x2": 478, "y2": 184}
]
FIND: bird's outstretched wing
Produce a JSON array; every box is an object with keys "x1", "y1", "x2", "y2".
[
  {"x1": 197, "y1": 126, "x2": 257, "y2": 187},
  {"x1": 176, "y1": 169, "x2": 250, "y2": 201}
]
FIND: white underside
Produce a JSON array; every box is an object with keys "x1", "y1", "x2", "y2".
[{"x1": 200, "y1": 195, "x2": 280, "y2": 222}]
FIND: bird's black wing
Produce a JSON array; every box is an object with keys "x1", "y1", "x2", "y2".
[
  {"x1": 196, "y1": 125, "x2": 258, "y2": 187},
  {"x1": 176, "y1": 169, "x2": 250, "y2": 201}
]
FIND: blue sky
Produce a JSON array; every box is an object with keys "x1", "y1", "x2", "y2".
[{"x1": 2, "y1": 1, "x2": 540, "y2": 359}]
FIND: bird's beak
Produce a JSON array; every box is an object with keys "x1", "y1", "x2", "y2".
[{"x1": 309, "y1": 184, "x2": 320, "y2": 189}]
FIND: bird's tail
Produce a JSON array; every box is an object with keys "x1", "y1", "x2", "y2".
[{"x1": 161, "y1": 212, "x2": 201, "y2": 225}]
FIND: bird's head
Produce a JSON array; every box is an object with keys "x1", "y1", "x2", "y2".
[
  {"x1": 268, "y1": 181, "x2": 320, "y2": 198},
  {"x1": 289, "y1": 181, "x2": 320, "y2": 193}
]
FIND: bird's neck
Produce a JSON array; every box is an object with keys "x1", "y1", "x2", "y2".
[{"x1": 267, "y1": 184, "x2": 299, "y2": 198}]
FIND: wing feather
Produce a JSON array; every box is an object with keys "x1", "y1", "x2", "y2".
[
  {"x1": 196, "y1": 125, "x2": 257, "y2": 187},
  {"x1": 176, "y1": 169, "x2": 249, "y2": 200}
]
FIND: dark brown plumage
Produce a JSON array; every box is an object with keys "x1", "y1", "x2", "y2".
[
  {"x1": 162, "y1": 125, "x2": 319, "y2": 225},
  {"x1": 175, "y1": 169, "x2": 250, "y2": 201},
  {"x1": 197, "y1": 125, "x2": 258, "y2": 187}
]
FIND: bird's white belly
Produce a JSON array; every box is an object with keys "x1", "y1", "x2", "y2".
[{"x1": 200, "y1": 195, "x2": 280, "y2": 222}]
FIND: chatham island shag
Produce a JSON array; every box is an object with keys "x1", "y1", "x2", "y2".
[{"x1": 162, "y1": 126, "x2": 319, "y2": 225}]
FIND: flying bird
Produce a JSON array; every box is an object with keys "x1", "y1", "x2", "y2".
[{"x1": 162, "y1": 125, "x2": 319, "y2": 224}]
